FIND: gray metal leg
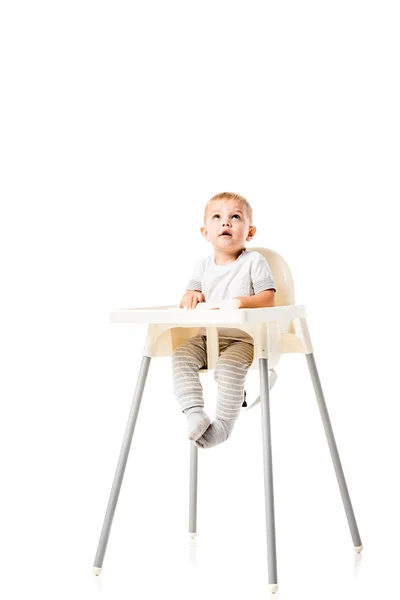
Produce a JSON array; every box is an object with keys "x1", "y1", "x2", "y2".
[
  {"x1": 189, "y1": 442, "x2": 198, "y2": 538},
  {"x1": 93, "y1": 355, "x2": 152, "y2": 575},
  {"x1": 306, "y1": 352, "x2": 363, "y2": 550},
  {"x1": 259, "y1": 358, "x2": 278, "y2": 593}
]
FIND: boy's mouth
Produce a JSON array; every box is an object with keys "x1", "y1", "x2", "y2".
[{"x1": 219, "y1": 231, "x2": 232, "y2": 237}]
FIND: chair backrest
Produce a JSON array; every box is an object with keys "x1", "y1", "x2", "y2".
[{"x1": 248, "y1": 247, "x2": 295, "y2": 306}]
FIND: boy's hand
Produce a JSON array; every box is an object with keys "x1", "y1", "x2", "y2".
[{"x1": 180, "y1": 290, "x2": 205, "y2": 309}]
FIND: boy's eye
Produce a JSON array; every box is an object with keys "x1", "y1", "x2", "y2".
[{"x1": 212, "y1": 214, "x2": 240, "y2": 220}]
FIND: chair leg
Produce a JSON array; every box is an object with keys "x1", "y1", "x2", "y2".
[
  {"x1": 306, "y1": 353, "x2": 363, "y2": 551},
  {"x1": 259, "y1": 358, "x2": 278, "y2": 594},
  {"x1": 189, "y1": 442, "x2": 198, "y2": 538},
  {"x1": 93, "y1": 355, "x2": 152, "y2": 575}
]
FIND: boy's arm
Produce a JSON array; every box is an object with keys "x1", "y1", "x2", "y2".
[
  {"x1": 236, "y1": 253, "x2": 276, "y2": 308},
  {"x1": 234, "y1": 289, "x2": 275, "y2": 309}
]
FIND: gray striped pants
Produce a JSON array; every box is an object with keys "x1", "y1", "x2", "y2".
[{"x1": 171, "y1": 334, "x2": 254, "y2": 421}]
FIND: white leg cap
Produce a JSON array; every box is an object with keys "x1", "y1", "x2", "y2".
[
  {"x1": 189, "y1": 532, "x2": 196, "y2": 539},
  {"x1": 269, "y1": 583, "x2": 278, "y2": 594},
  {"x1": 355, "y1": 545, "x2": 363, "y2": 553},
  {"x1": 93, "y1": 567, "x2": 102, "y2": 576},
  {"x1": 188, "y1": 532, "x2": 196, "y2": 546}
]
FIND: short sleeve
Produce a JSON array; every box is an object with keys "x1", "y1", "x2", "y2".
[
  {"x1": 186, "y1": 260, "x2": 203, "y2": 292},
  {"x1": 251, "y1": 254, "x2": 276, "y2": 294}
]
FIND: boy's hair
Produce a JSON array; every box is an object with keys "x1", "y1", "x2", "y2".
[{"x1": 204, "y1": 192, "x2": 253, "y2": 224}]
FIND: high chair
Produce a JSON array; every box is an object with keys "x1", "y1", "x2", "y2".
[{"x1": 93, "y1": 247, "x2": 363, "y2": 594}]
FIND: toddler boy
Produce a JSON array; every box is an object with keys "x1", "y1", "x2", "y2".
[{"x1": 172, "y1": 192, "x2": 277, "y2": 449}]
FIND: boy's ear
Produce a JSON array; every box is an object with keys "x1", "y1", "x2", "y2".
[
  {"x1": 200, "y1": 226, "x2": 207, "y2": 239},
  {"x1": 246, "y1": 225, "x2": 256, "y2": 241}
]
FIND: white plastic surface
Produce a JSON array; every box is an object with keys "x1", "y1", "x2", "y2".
[
  {"x1": 109, "y1": 303, "x2": 306, "y2": 325},
  {"x1": 109, "y1": 302, "x2": 310, "y2": 370}
]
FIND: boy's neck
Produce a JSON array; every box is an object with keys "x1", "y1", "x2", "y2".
[{"x1": 213, "y1": 247, "x2": 246, "y2": 265}]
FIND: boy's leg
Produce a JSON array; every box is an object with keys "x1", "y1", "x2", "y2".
[
  {"x1": 171, "y1": 335, "x2": 211, "y2": 440},
  {"x1": 195, "y1": 339, "x2": 254, "y2": 449}
]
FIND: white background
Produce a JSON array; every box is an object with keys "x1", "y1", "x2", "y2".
[{"x1": 1, "y1": 1, "x2": 399, "y2": 599}]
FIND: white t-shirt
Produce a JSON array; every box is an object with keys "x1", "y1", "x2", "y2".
[{"x1": 186, "y1": 248, "x2": 276, "y2": 341}]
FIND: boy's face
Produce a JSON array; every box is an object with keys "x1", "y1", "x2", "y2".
[{"x1": 200, "y1": 200, "x2": 256, "y2": 252}]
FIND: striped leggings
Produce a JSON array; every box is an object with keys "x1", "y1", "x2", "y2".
[{"x1": 171, "y1": 334, "x2": 254, "y2": 421}]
